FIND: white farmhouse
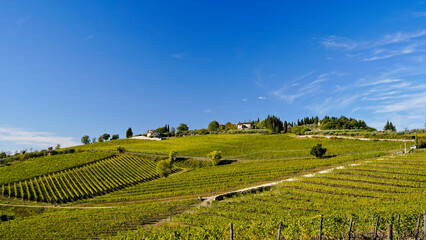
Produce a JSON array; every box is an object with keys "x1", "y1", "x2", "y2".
[
  {"x1": 147, "y1": 130, "x2": 160, "y2": 138},
  {"x1": 237, "y1": 122, "x2": 252, "y2": 130}
]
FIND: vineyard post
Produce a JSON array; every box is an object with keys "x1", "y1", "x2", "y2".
[
  {"x1": 230, "y1": 223, "x2": 233, "y2": 240},
  {"x1": 404, "y1": 140, "x2": 407, "y2": 153},
  {"x1": 277, "y1": 222, "x2": 282, "y2": 240},
  {"x1": 396, "y1": 214, "x2": 400, "y2": 239},
  {"x1": 348, "y1": 218, "x2": 353, "y2": 240},
  {"x1": 415, "y1": 214, "x2": 421, "y2": 240},
  {"x1": 387, "y1": 224, "x2": 393, "y2": 240},
  {"x1": 319, "y1": 214, "x2": 323, "y2": 240},
  {"x1": 374, "y1": 215, "x2": 380, "y2": 240},
  {"x1": 423, "y1": 210, "x2": 426, "y2": 240}
]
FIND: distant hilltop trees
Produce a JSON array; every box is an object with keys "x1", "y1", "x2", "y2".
[
  {"x1": 79, "y1": 115, "x2": 378, "y2": 143},
  {"x1": 319, "y1": 116, "x2": 375, "y2": 131}
]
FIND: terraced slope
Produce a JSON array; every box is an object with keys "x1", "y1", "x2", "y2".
[{"x1": 0, "y1": 155, "x2": 159, "y2": 203}]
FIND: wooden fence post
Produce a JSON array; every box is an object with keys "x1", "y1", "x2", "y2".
[
  {"x1": 374, "y1": 215, "x2": 380, "y2": 240},
  {"x1": 416, "y1": 214, "x2": 421, "y2": 240},
  {"x1": 396, "y1": 214, "x2": 400, "y2": 239},
  {"x1": 348, "y1": 218, "x2": 353, "y2": 240},
  {"x1": 423, "y1": 211, "x2": 426, "y2": 240},
  {"x1": 387, "y1": 224, "x2": 393, "y2": 240},
  {"x1": 277, "y1": 222, "x2": 282, "y2": 240},
  {"x1": 319, "y1": 215, "x2": 323, "y2": 240},
  {"x1": 230, "y1": 223, "x2": 233, "y2": 240}
]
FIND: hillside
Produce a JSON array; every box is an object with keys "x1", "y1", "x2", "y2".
[{"x1": 0, "y1": 134, "x2": 417, "y2": 239}]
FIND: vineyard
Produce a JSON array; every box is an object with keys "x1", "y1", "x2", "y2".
[
  {"x1": 80, "y1": 152, "x2": 387, "y2": 204},
  {"x1": 73, "y1": 134, "x2": 404, "y2": 160},
  {"x1": 0, "y1": 151, "x2": 114, "y2": 185},
  {"x1": 0, "y1": 155, "x2": 159, "y2": 203},
  {"x1": 0, "y1": 134, "x2": 419, "y2": 239},
  {"x1": 121, "y1": 151, "x2": 426, "y2": 239}
]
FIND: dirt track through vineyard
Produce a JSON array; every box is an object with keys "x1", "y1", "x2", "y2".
[{"x1": 150, "y1": 156, "x2": 390, "y2": 227}]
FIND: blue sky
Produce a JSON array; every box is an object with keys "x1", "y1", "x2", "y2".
[{"x1": 1, "y1": 1, "x2": 426, "y2": 152}]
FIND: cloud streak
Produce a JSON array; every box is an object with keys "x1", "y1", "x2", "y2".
[
  {"x1": 0, "y1": 127, "x2": 79, "y2": 149},
  {"x1": 321, "y1": 36, "x2": 357, "y2": 50}
]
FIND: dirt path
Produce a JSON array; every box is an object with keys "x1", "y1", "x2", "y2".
[
  {"x1": 298, "y1": 135, "x2": 414, "y2": 142},
  {"x1": 0, "y1": 203, "x2": 114, "y2": 209}
]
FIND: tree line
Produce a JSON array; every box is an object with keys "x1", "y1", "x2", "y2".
[{"x1": 80, "y1": 115, "x2": 401, "y2": 145}]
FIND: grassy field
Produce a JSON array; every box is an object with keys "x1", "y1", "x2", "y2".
[{"x1": 0, "y1": 134, "x2": 414, "y2": 239}]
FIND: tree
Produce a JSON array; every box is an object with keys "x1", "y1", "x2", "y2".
[
  {"x1": 283, "y1": 121, "x2": 288, "y2": 133},
  {"x1": 156, "y1": 159, "x2": 173, "y2": 178},
  {"x1": 126, "y1": 128, "x2": 133, "y2": 138},
  {"x1": 208, "y1": 120, "x2": 220, "y2": 132},
  {"x1": 177, "y1": 123, "x2": 189, "y2": 132},
  {"x1": 98, "y1": 136, "x2": 104, "y2": 143},
  {"x1": 310, "y1": 144, "x2": 327, "y2": 158},
  {"x1": 117, "y1": 146, "x2": 126, "y2": 153},
  {"x1": 55, "y1": 144, "x2": 61, "y2": 150},
  {"x1": 101, "y1": 133, "x2": 110, "y2": 141},
  {"x1": 225, "y1": 122, "x2": 237, "y2": 130},
  {"x1": 263, "y1": 115, "x2": 284, "y2": 133},
  {"x1": 198, "y1": 128, "x2": 209, "y2": 135},
  {"x1": 0, "y1": 152, "x2": 7, "y2": 158},
  {"x1": 156, "y1": 126, "x2": 168, "y2": 135},
  {"x1": 207, "y1": 151, "x2": 222, "y2": 166},
  {"x1": 111, "y1": 134, "x2": 119, "y2": 140},
  {"x1": 384, "y1": 121, "x2": 396, "y2": 131},
  {"x1": 91, "y1": 137, "x2": 97, "y2": 144},
  {"x1": 170, "y1": 127, "x2": 176, "y2": 133},
  {"x1": 81, "y1": 135, "x2": 90, "y2": 145}
]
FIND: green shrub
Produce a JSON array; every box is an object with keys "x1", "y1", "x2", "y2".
[
  {"x1": 310, "y1": 144, "x2": 327, "y2": 158},
  {"x1": 117, "y1": 147, "x2": 126, "y2": 154},
  {"x1": 156, "y1": 160, "x2": 172, "y2": 177},
  {"x1": 207, "y1": 151, "x2": 222, "y2": 166}
]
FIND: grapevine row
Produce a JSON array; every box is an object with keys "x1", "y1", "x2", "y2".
[{"x1": 0, "y1": 155, "x2": 159, "y2": 203}]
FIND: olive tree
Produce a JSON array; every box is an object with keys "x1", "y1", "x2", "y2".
[{"x1": 81, "y1": 135, "x2": 90, "y2": 145}]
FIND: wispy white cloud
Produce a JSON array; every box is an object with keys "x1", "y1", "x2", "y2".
[
  {"x1": 377, "y1": 30, "x2": 426, "y2": 45},
  {"x1": 363, "y1": 45, "x2": 417, "y2": 61},
  {"x1": 375, "y1": 92, "x2": 426, "y2": 113},
  {"x1": 258, "y1": 96, "x2": 266, "y2": 100},
  {"x1": 242, "y1": 98, "x2": 248, "y2": 102},
  {"x1": 322, "y1": 30, "x2": 426, "y2": 62},
  {"x1": 0, "y1": 127, "x2": 79, "y2": 149},
  {"x1": 359, "y1": 78, "x2": 401, "y2": 86},
  {"x1": 204, "y1": 109, "x2": 212, "y2": 113},
  {"x1": 271, "y1": 71, "x2": 339, "y2": 103},
  {"x1": 321, "y1": 36, "x2": 357, "y2": 50}
]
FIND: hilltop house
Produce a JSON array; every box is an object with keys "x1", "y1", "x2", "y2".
[
  {"x1": 146, "y1": 130, "x2": 160, "y2": 138},
  {"x1": 237, "y1": 122, "x2": 252, "y2": 130}
]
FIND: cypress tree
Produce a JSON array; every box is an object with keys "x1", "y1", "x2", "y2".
[{"x1": 283, "y1": 121, "x2": 288, "y2": 133}]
